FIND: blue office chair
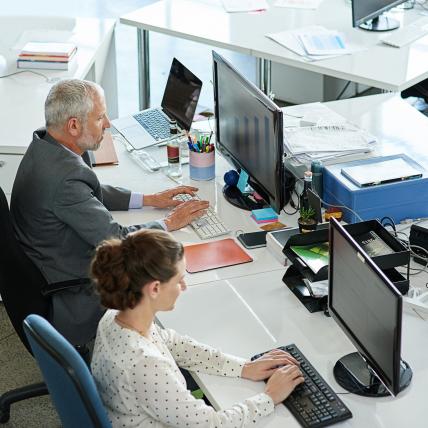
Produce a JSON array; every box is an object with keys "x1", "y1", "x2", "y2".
[{"x1": 23, "y1": 314, "x2": 111, "y2": 428}]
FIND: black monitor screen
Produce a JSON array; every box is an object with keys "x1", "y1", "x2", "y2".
[
  {"x1": 329, "y1": 219, "x2": 402, "y2": 395},
  {"x1": 161, "y1": 58, "x2": 202, "y2": 131},
  {"x1": 213, "y1": 51, "x2": 284, "y2": 213},
  {"x1": 352, "y1": 0, "x2": 405, "y2": 27}
]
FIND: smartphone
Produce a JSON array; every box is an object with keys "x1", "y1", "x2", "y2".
[{"x1": 237, "y1": 231, "x2": 268, "y2": 249}]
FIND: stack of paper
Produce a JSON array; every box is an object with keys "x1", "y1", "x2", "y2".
[
  {"x1": 282, "y1": 103, "x2": 377, "y2": 164},
  {"x1": 266, "y1": 26, "x2": 365, "y2": 61},
  {"x1": 17, "y1": 42, "x2": 77, "y2": 70}
]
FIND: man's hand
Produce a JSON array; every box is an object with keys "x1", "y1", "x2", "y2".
[
  {"x1": 164, "y1": 200, "x2": 209, "y2": 231},
  {"x1": 144, "y1": 186, "x2": 199, "y2": 209},
  {"x1": 241, "y1": 349, "x2": 300, "y2": 381}
]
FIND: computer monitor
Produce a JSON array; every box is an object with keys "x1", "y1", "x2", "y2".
[
  {"x1": 328, "y1": 218, "x2": 412, "y2": 397},
  {"x1": 352, "y1": 0, "x2": 406, "y2": 31},
  {"x1": 212, "y1": 51, "x2": 294, "y2": 214}
]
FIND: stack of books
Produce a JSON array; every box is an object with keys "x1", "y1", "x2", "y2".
[{"x1": 17, "y1": 42, "x2": 77, "y2": 70}]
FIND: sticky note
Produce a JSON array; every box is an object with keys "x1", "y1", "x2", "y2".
[
  {"x1": 251, "y1": 207, "x2": 278, "y2": 221},
  {"x1": 237, "y1": 169, "x2": 250, "y2": 194}
]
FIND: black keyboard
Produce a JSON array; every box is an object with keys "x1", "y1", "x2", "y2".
[
  {"x1": 252, "y1": 344, "x2": 352, "y2": 428},
  {"x1": 133, "y1": 109, "x2": 172, "y2": 140}
]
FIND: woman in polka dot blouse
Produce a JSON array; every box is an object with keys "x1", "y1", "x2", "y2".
[{"x1": 90, "y1": 229, "x2": 304, "y2": 427}]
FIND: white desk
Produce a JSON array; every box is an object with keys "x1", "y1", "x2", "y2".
[
  {"x1": 96, "y1": 93, "x2": 428, "y2": 287},
  {"x1": 0, "y1": 16, "x2": 117, "y2": 202},
  {"x1": 120, "y1": 0, "x2": 428, "y2": 109},
  {"x1": 0, "y1": 16, "x2": 117, "y2": 156},
  {"x1": 95, "y1": 93, "x2": 428, "y2": 426},
  {"x1": 157, "y1": 271, "x2": 428, "y2": 428}
]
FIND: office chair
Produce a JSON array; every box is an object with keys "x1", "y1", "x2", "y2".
[
  {"x1": 0, "y1": 186, "x2": 50, "y2": 423},
  {"x1": 23, "y1": 314, "x2": 111, "y2": 428}
]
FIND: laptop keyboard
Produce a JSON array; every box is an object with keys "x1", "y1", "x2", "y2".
[
  {"x1": 174, "y1": 193, "x2": 230, "y2": 240},
  {"x1": 133, "y1": 109, "x2": 172, "y2": 141},
  {"x1": 252, "y1": 344, "x2": 352, "y2": 428}
]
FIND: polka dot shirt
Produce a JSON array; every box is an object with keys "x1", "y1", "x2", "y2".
[{"x1": 91, "y1": 310, "x2": 274, "y2": 427}]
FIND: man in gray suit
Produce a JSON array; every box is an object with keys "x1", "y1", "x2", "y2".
[{"x1": 11, "y1": 79, "x2": 208, "y2": 345}]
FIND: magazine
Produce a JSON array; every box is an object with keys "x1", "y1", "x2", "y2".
[
  {"x1": 354, "y1": 230, "x2": 394, "y2": 257},
  {"x1": 290, "y1": 242, "x2": 329, "y2": 274}
]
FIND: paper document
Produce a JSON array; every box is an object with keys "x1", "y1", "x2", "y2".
[
  {"x1": 222, "y1": 0, "x2": 269, "y2": 12},
  {"x1": 298, "y1": 33, "x2": 347, "y2": 55},
  {"x1": 274, "y1": 0, "x2": 323, "y2": 10},
  {"x1": 341, "y1": 157, "x2": 422, "y2": 187},
  {"x1": 266, "y1": 26, "x2": 366, "y2": 62},
  {"x1": 281, "y1": 103, "x2": 377, "y2": 164}
]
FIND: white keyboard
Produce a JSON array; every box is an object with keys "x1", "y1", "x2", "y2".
[
  {"x1": 175, "y1": 193, "x2": 230, "y2": 240},
  {"x1": 381, "y1": 17, "x2": 428, "y2": 48}
]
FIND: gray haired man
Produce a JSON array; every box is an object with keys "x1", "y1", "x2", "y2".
[{"x1": 11, "y1": 79, "x2": 208, "y2": 345}]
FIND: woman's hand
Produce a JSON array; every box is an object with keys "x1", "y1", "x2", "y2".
[
  {"x1": 265, "y1": 364, "x2": 305, "y2": 404},
  {"x1": 241, "y1": 349, "x2": 300, "y2": 381}
]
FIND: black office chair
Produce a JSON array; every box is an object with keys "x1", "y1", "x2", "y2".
[
  {"x1": 0, "y1": 186, "x2": 52, "y2": 423},
  {"x1": 0, "y1": 185, "x2": 95, "y2": 423}
]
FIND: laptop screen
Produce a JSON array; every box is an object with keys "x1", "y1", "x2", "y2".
[{"x1": 161, "y1": 58, "x2": 203, "y2": 131}]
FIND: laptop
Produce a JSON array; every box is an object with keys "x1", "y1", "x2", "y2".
[{"x1": 112, "y1": 58, "x2": 203, "y2": 150}]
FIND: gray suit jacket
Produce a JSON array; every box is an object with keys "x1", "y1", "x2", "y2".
[{"x1": 11, "y1": 128, "x2": 162, "y2": 344}]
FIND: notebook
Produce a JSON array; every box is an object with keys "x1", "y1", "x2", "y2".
[
  {"x1": 341, "y1": 157, "x2": 422, "y2": 188},
  {"x1": 184, "y1": 238, "x2": 253, "y2": 273},
  {"x1": 112, "y1": 58, "x2": 202, "y2": 150},
  {"x1": 89, "y1": 132, "x2": 118, "y2": 166}
]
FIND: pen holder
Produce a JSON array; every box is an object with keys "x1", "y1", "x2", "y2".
[{"x1": 189, "y1": 150, "x2": 215, "y2": 181}]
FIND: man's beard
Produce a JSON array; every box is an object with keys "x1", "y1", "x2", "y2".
[{"x1": 76, "y1": 130, "x2": 103, "y2": 152}]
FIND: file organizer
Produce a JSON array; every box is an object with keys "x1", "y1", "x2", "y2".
[{"x1": 281, "y1": 220, "x2": 410, "y2": 313}]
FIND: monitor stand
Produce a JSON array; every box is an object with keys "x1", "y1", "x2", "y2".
[
  {"x1": 222, "y1": 184, "x2": 267, "y2": 211},
  {"x1": 359, "y1": 15, "x2": 399, "y2": 32},
  {"x1": 333, "y1": 352, "x2": 412, "y2": 397}
]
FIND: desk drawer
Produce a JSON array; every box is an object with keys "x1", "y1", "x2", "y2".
[{"x1": 0, "y1": 154, "x2": 22, "y2": 194}]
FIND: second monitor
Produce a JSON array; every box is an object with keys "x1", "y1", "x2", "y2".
[{"x1": 212, "y1": 51, "x2": 295, "y2": 214}]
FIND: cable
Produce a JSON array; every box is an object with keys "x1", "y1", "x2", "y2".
[{"x1": 0, "y1": 69, "x2": 51, "y2": 82}]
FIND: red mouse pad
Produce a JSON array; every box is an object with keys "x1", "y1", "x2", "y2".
[{"x1": 184, "y1": 238, "x2": 253, "y2": 273}]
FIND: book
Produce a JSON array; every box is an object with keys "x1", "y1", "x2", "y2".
[
  {"x1": 17, "y1": 55, "x2": 76, "y2": 70},
  {"x1": 290, "y1": 242, "x2": 329, "y2": 274},
  {"x1": 18, "y1": 54, "x2": 72, "y2": 62},
  {"x1": 20, "y1": 42, "x2": 77, "y2": 57},
  {"x1": 89, "y1": 132, "x2": 119, "y2": 166},
  {"x1": 354, "y1": 230, "x2": 394, "y2": 257}
]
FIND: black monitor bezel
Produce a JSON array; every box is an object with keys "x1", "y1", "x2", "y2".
[
  {"x1": 351, "y1": 0, "x2": 406, "y2": 28},
  {"x1": 328, "y1": 218, "x2": 403, "y2": 396},
  {"x1": 212, "y1": 51, "x2": 285, "y2": 213}
]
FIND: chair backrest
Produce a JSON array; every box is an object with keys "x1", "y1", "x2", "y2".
[
  {"x1": 0, "y1": 186, "x2": 50, "y2": 352},
  {"x1": 23, "y1": 314, "x2": 111, "y2": 428}
]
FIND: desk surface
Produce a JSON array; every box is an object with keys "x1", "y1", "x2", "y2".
[
  {"x1": 97, "y1": 93, "x2": 428, "y2": 287},
  {"x1": 157, "y1": 270, "x2": 428, "y2": 428},
  {"x1": 97, "y1": 94, "x2": 428, "y2": 426},
  {"x1": 0, "y1": 16, "x2": 116, "y2": 154},
  {"x1": 121, "y1": 0, "x2": 428, "y2": 91}
]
